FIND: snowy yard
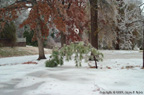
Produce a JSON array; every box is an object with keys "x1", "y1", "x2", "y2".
[{"x1": 0, "y1": 50, "x2": 143, "y2": 95}]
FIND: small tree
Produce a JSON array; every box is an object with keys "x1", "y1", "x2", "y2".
[{"x1": 46, "y1": 42, "x2": 103, "y2": 68}]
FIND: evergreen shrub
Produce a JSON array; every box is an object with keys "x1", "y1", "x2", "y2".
[
  {"x1": 23, "y1": 26, "x2": 47, "y2": 47},
  {"x1": 23, "y1": 27, "x2": 38, "y2": 46},
  {"x1": 0, "y1": 22, "x2": 16, "y2": 47}
]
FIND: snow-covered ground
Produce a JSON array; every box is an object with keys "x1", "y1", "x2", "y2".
[{"x1": 0, "y1": 50, "x2": 143, "y2": 95}]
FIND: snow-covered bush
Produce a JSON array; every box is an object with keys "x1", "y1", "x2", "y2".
[
  {"x1": 45, "y1": 42, "x2": 104, "y2": 67},
  {"x1": 45, "y1": 50, "x2": 63, "y2": 67}
]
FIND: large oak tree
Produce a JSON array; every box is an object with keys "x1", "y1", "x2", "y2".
[{"x1": 0, "y1": 0, "x2": 88, "y2": 60}]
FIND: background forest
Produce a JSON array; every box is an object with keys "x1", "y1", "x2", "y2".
[{"x1": 0, "y1": 0, "x2": 143, "y2": 51}]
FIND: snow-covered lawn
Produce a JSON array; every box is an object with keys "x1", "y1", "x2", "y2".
[{"x1": 0, "y1": 50, "x2": 143, "y2": 95}]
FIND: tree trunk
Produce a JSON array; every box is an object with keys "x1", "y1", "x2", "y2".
[
  {"x1": 33, "y1": 1, "x2": 46, "y2": 60},
  {"x1": 143, "y1": 42, "x2": 144, "y2": 68},
  {"x1": 143, "y1": 28, "x2": 144, "y2": 68},
  {"x1": 36, "y1": 24, "x2": 46, "y2": 60},
  {"x1": 36, "y1": 31, "x2": 46, "y2": 60},
  {"x1": 61, "y1": 32, "x2": 66, "y2": 47},
  {"x1": 37, "y1": 35, "x2": 46, "y2": 60},
  {"x1": 115, "y1": 34, "x2": 120, "y2": 50},
  {"x1": 89, "y1": 0, "x2": 98, "y2": 49}
]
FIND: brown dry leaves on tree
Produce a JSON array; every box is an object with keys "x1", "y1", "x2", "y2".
[
  {"x1": 63, "y1": 0, "x2": 89, "y2": 42},
  {"x1": 0, "y1": 0, "x2": 89, "y2": 41}
]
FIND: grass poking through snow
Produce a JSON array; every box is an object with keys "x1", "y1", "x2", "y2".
[{"x1": 0, "y1": 47, "x2": 34, "y2": 57}]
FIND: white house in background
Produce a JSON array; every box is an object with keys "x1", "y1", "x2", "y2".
[{"x1": 16, "y1": 38, "x2": 26, "y2": 46}]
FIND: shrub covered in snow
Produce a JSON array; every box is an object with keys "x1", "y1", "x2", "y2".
[
  {"x1": 45, "y1": 42, "x2": 103, "y2": 67},
  {"x1": 45, "y1": 50, "x2": 63, "y2": 67}
]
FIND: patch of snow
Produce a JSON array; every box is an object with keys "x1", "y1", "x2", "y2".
[
  {"x1": 0, "y1": 54, "x2": 50, "y2": 65},
  {"x1": 0, "y1": 51, "x2": 143, "y2": 95},
  {"x1": 101, "y1": 50, "x2": 139, "y2": 54}
]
